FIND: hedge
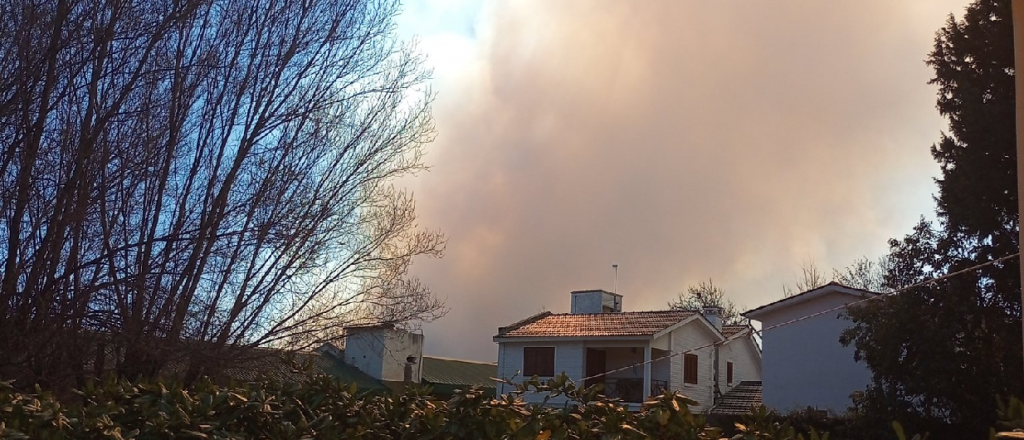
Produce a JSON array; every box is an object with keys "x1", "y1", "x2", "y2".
[{"x1": 0, "y1": 372, "x2": 1019, "y2": 439}]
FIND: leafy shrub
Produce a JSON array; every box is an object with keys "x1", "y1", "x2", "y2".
[
  {"x1": 21, "y1": 371, "x2": 1024, "y2": 439},
  {"x1": 0, "y1": 373, "x2": 833, "y2": 440}
]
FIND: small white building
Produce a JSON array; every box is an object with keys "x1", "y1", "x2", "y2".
[
  {"x1": 341, "y1": 324, "x2": 424, "y2": 383},
  {"x1": 494, "y1": 290, "x2": 761, "y2": 411},
  {"x1": 742, "y1": 282, "x2": 877, "y2": 413}
]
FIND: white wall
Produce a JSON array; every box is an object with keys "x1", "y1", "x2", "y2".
[
  {"x1": 345, "y1": 328, "x2": 423, "y2": 382},
  {"x1": 663, "y1": 320, "x2": 718, "y2": 411},
  {"x1": 495, "y1": 341, "x2": 585, "y2": 407},
  {"x1": 718, "y1": 336, "x2": 762, "y2": 394},
  {"x1": 756, "y1": 291, "x2": 871, "y2": 413},
  {"x1": 345, "y1": 332, "x2": 384, "y2": 379},
  {"x1": 379, "y1": 330, "x2": 424, "y2": 382}
]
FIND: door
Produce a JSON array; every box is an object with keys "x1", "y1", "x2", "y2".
[{"x1": 584, "y1": 348, "x2": 607, "y2": 389}]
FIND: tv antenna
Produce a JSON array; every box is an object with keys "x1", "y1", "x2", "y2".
[{"x1": 612, "y1": 264, "x2": 619, "y2": 294}]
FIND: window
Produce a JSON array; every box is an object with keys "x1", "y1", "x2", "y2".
[
  {"x1": 684, "y1": 353, "x2": 698, "y2": 384},
  {"x1": 727, "y1": 361, "x2": 734, "y2": 385},
  {"x1": 523, "y1": 347, "x2": 555, "y2": 376}
]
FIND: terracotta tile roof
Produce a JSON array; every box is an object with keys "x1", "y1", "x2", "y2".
[
  {"x1": 710, "y1": 381, "x2": 762, "y2": 415},
  {"x1": 496, "y1": 310, "x2": 697, "y2": 338},
  {"x1": 722, "y1": 325, "x2": 752, "y2": 339}
]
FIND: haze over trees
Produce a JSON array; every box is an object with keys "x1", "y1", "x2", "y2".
[
  {"x1": 0, "y1": 0, "x2": 444, "y2": 388},
  {"x1": 841, "y1": 0, "x2": 1021, "y2": 438}
]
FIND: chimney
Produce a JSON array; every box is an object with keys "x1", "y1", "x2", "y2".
[
  {"x1": 570, "y1": 290, "x2": 623, "y2": 314},
  {"x1": 702, "y1": 306, "x2": 723, "y2": 331},
  {"x1": 404, "y1": 355, "x2": 417, "y2": 383}
]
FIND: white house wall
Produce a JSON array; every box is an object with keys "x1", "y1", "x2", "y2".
[
  {"x1": 756, "y1": 291, "x2": 871, "y2": 413},
  {"x1": 495, "y1": 341, "x2": 585, "y2": 407},
  {"x1": 663, "y1": 320, "x2": 718, "y2": 411},
  {"x1": 719, "y1": 336, "x2": 762, "y2": 394}
]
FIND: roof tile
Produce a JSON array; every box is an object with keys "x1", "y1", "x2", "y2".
[
  {"x1": 497, "y1": 311, "x2": 696, "y2": 338},
  {"x1": 721, "y1": 325, "x2": 751, "y2": 338},
  {"x1": 711, "y1": 381, "x2": 762, "y2": 415}
]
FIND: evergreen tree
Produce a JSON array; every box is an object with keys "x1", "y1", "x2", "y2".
[{"x1": 842, "y1": 1, "x2": 1021, "y2": 438}]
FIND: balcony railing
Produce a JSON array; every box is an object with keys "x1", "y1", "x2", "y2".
[{"x1": 600, "y1": 378, "x2": 669, "y2": 402}]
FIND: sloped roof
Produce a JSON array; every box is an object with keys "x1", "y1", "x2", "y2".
[
  {"x1": 495, "y1": 310, "x2": 697, "y2": 338},
  {"x1": 421, "y1": 356, "x2": 496, "y2": 388},
  {"x1": 161, "y1": 348, "x2": 389, "y2": 392},
  {"x1": 722, "y1": 325, "x2": 752, "y2": 339},
  {"x1": 218, "y1": 350, "x2": 335, "y2": 383},
  {"x1": 318, "y1": 351, "x2": 391, "y2": 392},
  {"x1": 710, "y1": 381, "x2": 762, "y2": 415},
  {"x1": 742, "y1": 282, "x2": 879, "y2": 320}
]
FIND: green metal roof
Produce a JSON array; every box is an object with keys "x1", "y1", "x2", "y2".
[
  {"x1": 318, "y1": 352, "x2": 390, "y2": 392},
  {"x1": 420, "y1": 356, "x2": 497, "y2": 389}
]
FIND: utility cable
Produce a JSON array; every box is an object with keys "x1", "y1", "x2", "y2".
[{"x1": 568, "y1": 252, "x2": 1020, "y2": 385}]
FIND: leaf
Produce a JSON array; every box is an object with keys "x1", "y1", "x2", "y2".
[{"x1": 893, "y1": 421, "x2": 906, "y2": 440}]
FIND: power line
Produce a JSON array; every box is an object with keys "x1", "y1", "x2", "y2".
[
  {"x1": 570, "y1": 252, "x2": 1020, "y2": 385},
  {"x1": 755, "y1": 251, "x2": 1020, "y2": 337},
  {"x1": 575, "y1": 329, "x2": 751, "y2": 384}
]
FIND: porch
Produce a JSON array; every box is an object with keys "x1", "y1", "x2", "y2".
[{"x1": 583, "y1": 345, "x2": 671, "y2": 404}]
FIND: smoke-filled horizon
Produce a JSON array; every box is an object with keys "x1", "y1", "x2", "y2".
[{"x1": 396, "y1": 0, "x2": 973, "y2": 362}]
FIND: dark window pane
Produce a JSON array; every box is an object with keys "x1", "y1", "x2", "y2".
[
  {"x1": 684, "y1": 353, "x2": 698, "y2": 384},
  {"x1": 523, "y1": 347, "x2": 555, "y2": 376}
]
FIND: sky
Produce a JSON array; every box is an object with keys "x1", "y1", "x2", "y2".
[{"x1": 394, "y1": 0, "x2": 974, "y2": 362}]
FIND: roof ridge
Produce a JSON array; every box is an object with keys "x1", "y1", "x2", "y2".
[
  {"x1": 497, "y1": 311, "x2": 553, "y2": 335},
  {"x1": 544, "y1": 309, "x2": 693, "y2": 316},
  {"x1": 742, "y1": 283, "x2": 881, "y2": 317},
  {"x1": 423, "y1": 355, "x2": 497, "y2": 365},
  {"x1": 494, "y1": 310, "x2": 698, "y2": 339}
]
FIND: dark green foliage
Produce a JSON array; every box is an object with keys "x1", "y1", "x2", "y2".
[
  {"x1": 841, "y1": 0, "x2": 1022, "y2": 439},
  {"x1": 713, "y1": 405, "x2": 906, "y2": 440},
  {"x1": 994, "y1": 396, "x2": 1024, "y2": 437},
  {"x1": 0, "y1": 373, "x2": 842, "y2": 440}
]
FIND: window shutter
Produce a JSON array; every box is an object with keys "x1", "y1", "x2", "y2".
[
  {"x1": 684, "y1": 353, "x2": 698, "y2": 384},
  {"x1": 523, "y1": 347, "x2": 555, "y2": 376}
]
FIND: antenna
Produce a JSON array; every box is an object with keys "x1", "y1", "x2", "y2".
[{"x1": 612, "y1": 264, "x2": 619, "y2": 294}]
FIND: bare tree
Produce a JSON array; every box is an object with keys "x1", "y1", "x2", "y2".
[
  {"x1": 780, "y1": 257, "x2": 891, "y2": 299},
  {"x1": 668, "y1": 279, "x2": 746, "y2": 326},
  {"x1": 832, "y1": 256, "x2": 892, "y2": 293},
  {"x1": 0, "y1": 0, "x2": 444, "y2": 388},
  {"x1": 782, "y1": 260, "x2": 829, "y2": 297}
]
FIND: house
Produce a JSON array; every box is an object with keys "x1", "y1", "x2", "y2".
[
  {"x1": 319, "y1": 324, "x2": 497, "y2": 397},
  {"x1": 742, "y1": 282, "x2": 877, "y2": 413},
  {"x1": 493, "y1": 289, "x2": 761, "y2": 411}
]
